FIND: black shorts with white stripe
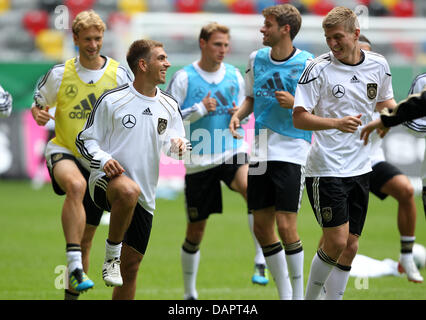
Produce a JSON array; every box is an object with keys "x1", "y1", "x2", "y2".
[{"x1": 305, "y1": 173, "x2": 370, "y2": 236}]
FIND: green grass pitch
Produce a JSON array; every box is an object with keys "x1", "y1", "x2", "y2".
[{"x1": 0, "y1": 179, "x2": 424, "y2": 300}]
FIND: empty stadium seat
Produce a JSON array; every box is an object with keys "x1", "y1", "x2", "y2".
[
  {"x1": 35, "y1": 29, "x2": 64, "y2": 60},
  {"x1": 203, "y1": 0, "x2": 230, "y2": 13},
  {"x1": 174, "y1": 0, "x2": 204, "y2": 13},
  {"x1": 39, "y1": 0, "x2": 63, "y2": 13},
  {"x1": 94, "y1": 0, "x2": 118, "y2": 11},
  {"x1": 118, "y1": 0, "x2": 148, "y2": 15},
  {"x1": 0, "y1": 0, "x2": 9, "y2": 14},
  {"x1": 65, "y1": 0, "x2": 95, "y2": 19},
  {"x1": 311, "y1": 0, "x2": 334, "y2": 15},
  {"x1": 392, "y1": 0, "x2": 414, "y2": 17},
  {"x1": 22, "y1": 10, "x2": 49, "y2": 36},
  {"x1": 229, "y1": 0, "x2": 256, "y2": 14},
  {"x1": 146, "y1": 0, "x2": 173, "y2": 12}
]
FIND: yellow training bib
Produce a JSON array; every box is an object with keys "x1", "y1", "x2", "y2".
[{"x1": 52, "y1": 57, "x2": 119, "y2": 157}]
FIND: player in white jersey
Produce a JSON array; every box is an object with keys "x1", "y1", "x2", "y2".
[
  {"x1": 404, "y1": 73, "x2": 426, "y2": 219},
  {"x1": 230, "y1": 4, "x2": 313, "y2": 300},
  {"x1": 166, "y1": 22, "x2": 267, "y2": 300},
  {"x1": 0, "y1": 85, "x2": 12, "y2": 118},
  {"x1": 317, "y1": 35, "x2": 422, "y2": 298},
  {"x1": 293, "y1": 7, "x2": 397, "y2": 299},
  {"x1": 76, "y1": 39, "x2": 189, "y2": 300},
  {"x1": 30, "y1": 10, "x2": 132, "y2": 299}
]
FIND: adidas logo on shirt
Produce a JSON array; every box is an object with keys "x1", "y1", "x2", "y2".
[
  {"x1": 142, "y1": 107, "x2": 152, "y2": 116},
  {"x1": 350, "y1": 75, "x2": 360, "y2": 83}
]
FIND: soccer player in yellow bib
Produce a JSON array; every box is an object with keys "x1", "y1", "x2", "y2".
[{"x1": 31, "y1": 10, "x2": 132, "y2": 299}]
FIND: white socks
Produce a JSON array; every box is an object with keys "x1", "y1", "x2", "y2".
[
  {"x1": 105, "y1": 239, "x2": 122, "y2": 261},
  {"x1": 181, "y1": 239, "x2": 200, "y2": 300},
  {"x1": 66, "y1": 250, "x2": 83, "y2": 273},
  {"x1": 324, "y1": 264, "x2": 351, "y2": 300},
  {"x1": 263, "y1": 242, "x2": 293, "y2": 300},
  {"x1": 305, "y1": 249, "x2": 336, "y2": 300},
  {"x1": 285, "y1": 247, "x2": 304, "y2": 300}
]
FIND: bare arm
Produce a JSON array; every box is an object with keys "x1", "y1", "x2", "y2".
[
  {"x1": 292, "y1": 106, "x2": 362, "y2": 133},
  {"x1": 229, "y1": 96, "x2": 254, "y2": 139}
]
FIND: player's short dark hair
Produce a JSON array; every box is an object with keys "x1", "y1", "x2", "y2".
[
  {"x1": 126, "y1": 39, "x2": 163, "y2": 75},
  {"x1": 262, "y1": 4, "x2": 302, "y2": 40}
]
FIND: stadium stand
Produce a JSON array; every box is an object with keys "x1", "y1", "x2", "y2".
[{"x1": 0, "y1": 0, "x2": 422, "y2": 62}]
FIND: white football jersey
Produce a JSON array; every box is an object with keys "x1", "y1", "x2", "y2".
[
  {"x1": 76, "y1": 83, "x2": 186, "y2": 214},
  {"x1": 294, "y1": 50, "x2": 394, "y2": 177},
  {"x1": 404, "y1": 72, "x2": 426, "y2": 132}
]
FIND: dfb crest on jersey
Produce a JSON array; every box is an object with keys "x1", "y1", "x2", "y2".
[
  {"x1": 157, "y1": 118, "x2": 168, "y2": 135},
  {"x1": 367, "y1": 83, "x2": 378, "y2": 99},
  {"x1": 321, "y1": 207, "x2": 333, "y2": 223}
]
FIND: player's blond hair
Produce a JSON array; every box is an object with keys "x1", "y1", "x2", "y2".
[
  {"x1": 199, "y1": 22, "x2": 230, "y2": 42},
  {"x1": 72, "y1": 10, "x2": 106, "y2": 36},
  {"x1": 322, "y1": 7, "x2": 360, "y2": 33},
  {"x1": 262, "y1": 4, "x2": 301, "y2": 40},
  {"x1": 126, "y1": 39, "x2": 164, "y2": 75}
]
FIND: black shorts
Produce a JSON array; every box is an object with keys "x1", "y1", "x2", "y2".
[
  {"x1": 48, "y1": 153, "x2": 104, "y2": 226},
  {"x1": 370, "y1": 161, "x2": 403, "y2": 200},
  {"x1": 93, "y1": 175, "x2": 153, "y2": 255},
  {"x1": 305, "y1": 173, "x2": 370, "y2": 236},
  {"x1": 247, "y1": 161, "x2": 305, "y2": 213},
  {"x1": 184, "y1": 153, "x2": 248, "y2": 222}
]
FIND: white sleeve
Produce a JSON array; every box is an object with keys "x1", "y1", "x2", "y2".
[
  {"x1": 76, "y1": 96, "x2": 113, "y2": 171},
  {"x1": 117, "y1": 64, "x2": 134, "y2": 85},
  {"x1": 166, "y1": 69, "x2": 208, "y2": 122},
  {"x1": 33, "y1": 65, "x2": 63, "y2": 109},
  {"x1": 0, "y1": 85, "x2": 12, "y2": 118},
  {"x1": 244, "y1": 51, "x2": 256, "y2": 98},
  {"x1": 235, "y1": 68, "x2": 246, "y2": 106},
  {"x1": 377, "y1": 59, "x2": 394, "y2": 102},
  {"x1": 409, "y1": 74, "x2": 426, "y2": 94},
  {"x1": 293, "y1": 61, "x2": 321, "y2": 113}
]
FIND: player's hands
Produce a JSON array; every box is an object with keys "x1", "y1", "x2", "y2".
[
  {"x1": 170, "y1": 138, "x2": 192, "y2": 157},
  {"x1": 229, "y1": 113, "x2": 243, "y2": 139},
  {"x1": 228, "y1": 101, "x2": 239, "y2": 115},
  {"x1": 360, "y1": 118, "x2": 389, "y2": 145},
  {"x1": 31, "y1": 105, "x2": 55, "y2": 126},
  {"x1": 202, "y1": 91, "x2": 217, "y2": 112},
  {"x1": 275, "y1": 91, "x2": 294, "y2": 109},
  {"x1": 336, "y1": 114, "x2": 362, "y2": 133},
  {"x1": 103, "y1": 159, "x2": 125, "y2": 178}
]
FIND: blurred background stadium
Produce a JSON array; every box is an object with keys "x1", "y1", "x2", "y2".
[{"x1": 0, "y1": 0, "x2": 425, "y2": 300}]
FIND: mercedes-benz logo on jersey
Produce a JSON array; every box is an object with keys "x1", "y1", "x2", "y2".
[
  {"x1": 367, "y1": 83, "x2": 378, "y2": 99},
  {"x1": 332, "y1": 84, "x2": 345, "y2": 98},
  {"x1": 65, "y1": 84, "x2": 78, "y2": 98},
  {"x1": 122, "y1": 114, "x2": 136, "y2": 128},
  {"x1": 192, "y1": 87, "x2": 206, "y2": 100}
]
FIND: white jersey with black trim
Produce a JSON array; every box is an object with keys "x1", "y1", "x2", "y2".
[
  {"x1": 0, "y1": 85, "x2": 12, "y2": 118},
  {"x1": 34, "y1": 55, "x2": 133, "y2": 109},
  {"x1": 404, "y1": 72, "x2": 426, "y2": 133},
  {"x1": 294, "y1": 50, "x2": 394, "y2": 177},
  {"x1": 166, "y1": 61, "x2": 247, "y2": 174},
  {"x1": 76, "y1": 83, "x2": 186, "y2": 214},
  {"x1": 245, "y1": 49, "x2": 311, "y2": 165}
]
